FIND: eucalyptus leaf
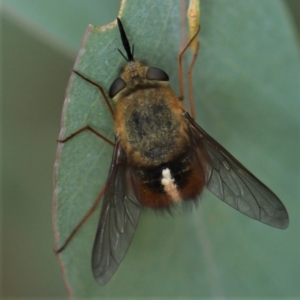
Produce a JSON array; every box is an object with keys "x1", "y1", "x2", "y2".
[{"x1": 53, "y1": 0, "x2": 300, "y2": 297}]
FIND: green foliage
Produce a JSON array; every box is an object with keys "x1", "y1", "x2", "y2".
[{"x1": 53, "y1": 0, "x2": 300, "y2": 297}]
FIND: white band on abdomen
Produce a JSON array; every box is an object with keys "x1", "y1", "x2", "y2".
[{"x1": 161, "y1": 168, "x2": 181, "y2": 202}]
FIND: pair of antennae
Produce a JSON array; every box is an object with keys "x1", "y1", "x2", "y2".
[{"x1": 117, "y1": 18, "x2": 134, "y2": 62}]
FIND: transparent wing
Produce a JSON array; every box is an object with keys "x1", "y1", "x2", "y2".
[
  {"x1": 185, "y1": 112, "x2": 289, "y2": 229},
  {"x1": 92, "y1": 139, "x2": 141, "y2": 285}
]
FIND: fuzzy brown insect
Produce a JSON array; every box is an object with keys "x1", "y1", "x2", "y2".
[{"x1": 57, "y1": 18, "x2": 289, "y2": 285}]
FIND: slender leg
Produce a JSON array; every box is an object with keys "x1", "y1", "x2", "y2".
[
  {"x1": 55, "y1": 186, "x2": 106, "y2": 253},
  {"x1": 58, "y1": 125, "x2": 114, "y2": 147},
  {"x1": 58, "y1": 70, "x2": 116, "y2": 146},
  {"x1": 56, "y1": 72, "x2": 115, "y2": 253},
  {"x1": 187, "y1": 41, "x2": 199, "y2": 119},
  {"x1": 56, "y1": 126, "x2": 112, "y2": 253},
  {"x1": 73, "y1": 70, "x2": 114, "y2": 118},
  {"x1": 177, "y1": 26, "x2": 200, "y2": 118}
]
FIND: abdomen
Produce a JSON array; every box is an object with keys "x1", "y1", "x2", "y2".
[{"x1": 137, "y1": 150, "x2": 206, "y2": 209}]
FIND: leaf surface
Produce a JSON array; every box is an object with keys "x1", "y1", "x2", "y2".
[{"x1": 53, "y1": 0, "x2": 300, "y2": 297}]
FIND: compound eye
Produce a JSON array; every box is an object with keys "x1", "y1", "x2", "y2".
[
  {"x1": 109, "y1": 77, "x2": 126, "y2": 98},
  {"x1": 146, "y1": 67, "x2": 169, "y2": 81}
]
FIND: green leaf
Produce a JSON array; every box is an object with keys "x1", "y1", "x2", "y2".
[{"x1": 53, "y1": 0, "x2": 300, "y2": 297}]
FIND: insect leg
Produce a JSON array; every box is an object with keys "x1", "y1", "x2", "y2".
[
  {"x1": 58, "y1": 70, "x2": 116, "y2": 145},
  {"x1": 57, "y1": 125, "x2": 114, "y2": 147},
  {"x1": 187, "y1": 41, "x2": 199, "y2": 119},
  {"x1": 178, "y1": 2, "x2": 200, "y2": 119},
  {"x1": 55, "y1": 185, "x2": 106, "y2": 253},
  {"x1": 73, "y1": 70, "x2": 114, "y2": 118},
  {"x1": 56, "y1": 72, "x2": 115, "y2": 253},
  {"x1": 177, "y1": 28, "x2": 200, "y2": 108},
  {"x1": 187, "y1": 0, "x2": 200, "y2": 119}
]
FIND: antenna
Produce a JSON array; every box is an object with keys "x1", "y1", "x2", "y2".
[{"x1": 117, "y1": 18, "x2": 134, "y2": 61}]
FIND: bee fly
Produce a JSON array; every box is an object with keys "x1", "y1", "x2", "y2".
[{"x1": 58, "y1": 18, "x2": 289, "y2": 285}]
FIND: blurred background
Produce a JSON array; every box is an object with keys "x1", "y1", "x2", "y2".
[
  {"x1": 1, "y1": 0, "x2": 120, "y2": 297},
  {"x1": 1, "y1": 0, "x2": 299, "y2": 298}
]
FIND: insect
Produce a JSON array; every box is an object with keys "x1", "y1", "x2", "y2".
[{"x1": 57, "y1": 18, "x2": 289, "y2": 285}]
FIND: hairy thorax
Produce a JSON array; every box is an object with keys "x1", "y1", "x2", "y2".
[{"x1": 114, "y1": 85, "x2": 190, "y2": 167}]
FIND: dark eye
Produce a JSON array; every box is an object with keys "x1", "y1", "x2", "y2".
[
  {"x1": 109, "y1": 77, "x2": 126, "y2": 98},
  {"x1": 146, "y1": 67, "x2": 169, "y2": 81}
]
